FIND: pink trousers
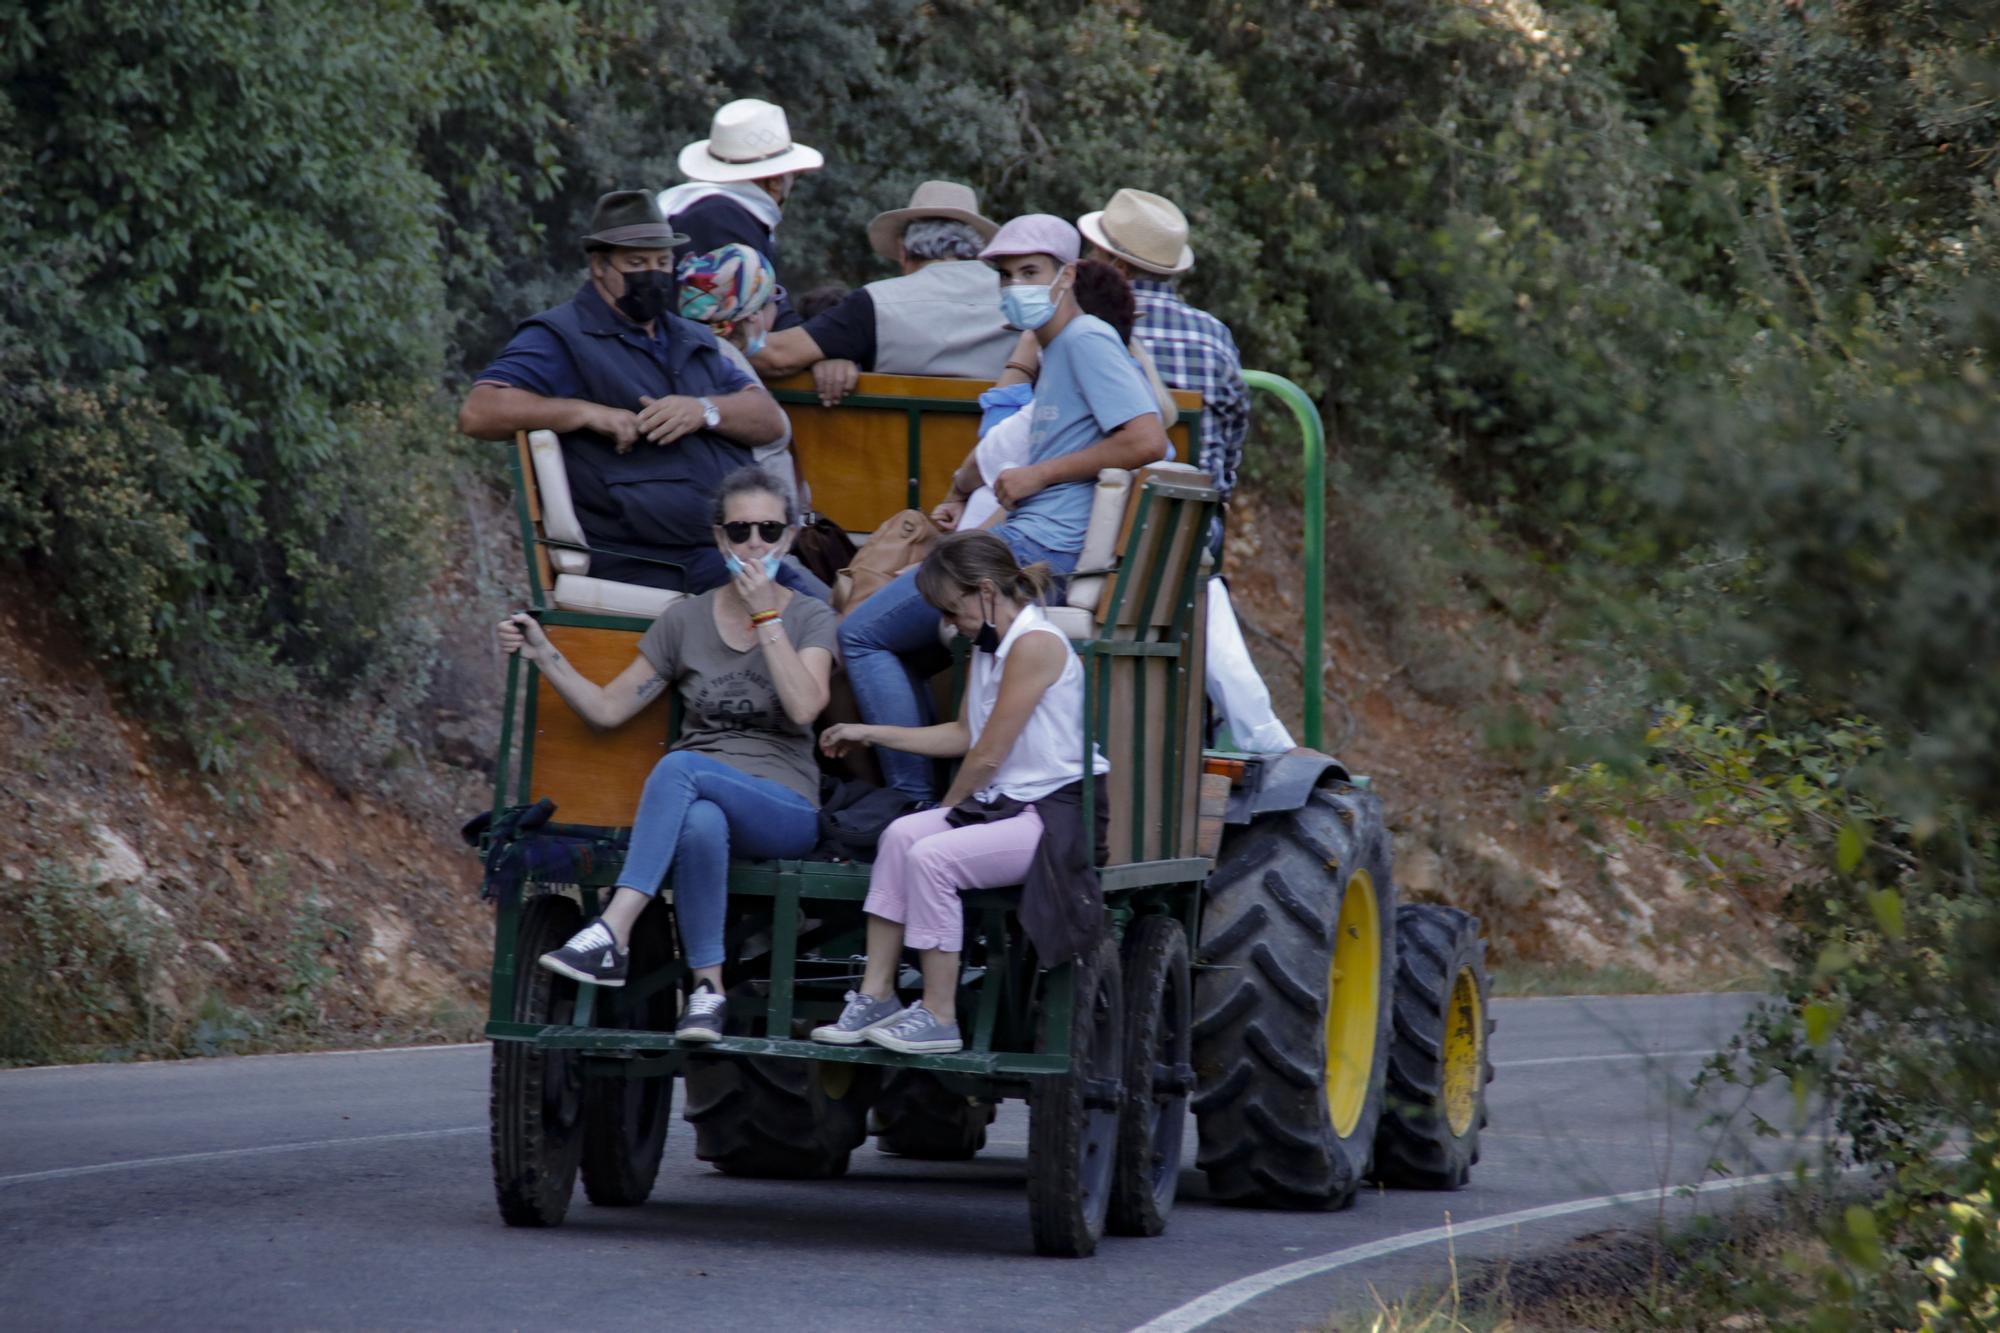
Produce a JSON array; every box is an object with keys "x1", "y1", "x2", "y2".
[{"x1": 863, "y1": 806, "x2": 1045, "y2": 952}]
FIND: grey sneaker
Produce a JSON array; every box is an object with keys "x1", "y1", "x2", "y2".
[
  {"x1": 810, "y1": 990, "x2": 903, "y2": 1045},
  {"x1": 864, "y1": 1002, "x2": 962, "y2": 1055},
  {"x1": 675, "y1": 981, "x2": 728, "y2": 1043},
  {"x1": 538, "y1": 919, "x2": 626, "y2": 987}
]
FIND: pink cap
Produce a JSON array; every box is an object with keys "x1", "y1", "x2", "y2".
[{"x1": 979, "y1": 213, "x2": 1081, "y2": 266}]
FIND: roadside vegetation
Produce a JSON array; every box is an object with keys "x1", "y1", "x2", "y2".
[{"x1": 3, "y1": 2, "x2": 1996, "y2": 1320}]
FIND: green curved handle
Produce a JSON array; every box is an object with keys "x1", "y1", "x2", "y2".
[{"x1": 1240, "y1": 370, "x2": 1327, "y2": 752}]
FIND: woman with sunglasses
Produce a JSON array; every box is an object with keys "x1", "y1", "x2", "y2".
[{"x1": 496, "y1": 466, "x2": 837, "y2": 1041}]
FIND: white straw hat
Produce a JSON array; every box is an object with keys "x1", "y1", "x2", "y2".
[
  {"x1": 866, "y1": 180, "x2": 999, "y2": 261},
  {"x1": 678, "y1": 99, "x2": 825, "y2": 183},
  {"x1": 1077, "y1": 188, "x2": 1195, "y2": 276}
]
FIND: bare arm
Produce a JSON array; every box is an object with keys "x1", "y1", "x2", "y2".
[
  {"x1": 728, "y1": 564, "x2": 833, "y2": 726},
  {"x1": 459, "y1": 383, "x2": 638, "y2": 449},
  {"x1": 992, "y1": 411, "x2": 1169, "y2": 510},
  {"x1": 749, "y1": 326, "x2": 825, "y2": 379},
  {"x1": 937, "y1": 633, "x2": 1067, "y2": 808},
  {"x1": 821, "y1": 717, "x2": 972, "y2": 761},
  {"x1": 496, "y1": 614, "x2": 667, "y2": 730}
]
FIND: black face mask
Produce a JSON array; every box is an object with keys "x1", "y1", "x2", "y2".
[
  {"x1": 613, "y1": 268, "x2": 675, "y2": 324},
  {"x1": 972, "y1": 587, "x2": 1002, "y2": 654}
]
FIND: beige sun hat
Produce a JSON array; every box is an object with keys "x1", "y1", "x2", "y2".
[
  {"x1": 1077, "y1": 188, "x2": 1195, "y2": 276},
  {"x1": 678, "y1": 99, "x2": 825, "y2": 183},
  {"x1": 866, "y1": 180, "x2": 1000, "y2": 261}
]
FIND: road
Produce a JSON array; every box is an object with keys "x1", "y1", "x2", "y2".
[{"x1": 0, "y1": 993, "x2": 1793, "y2": 1331}]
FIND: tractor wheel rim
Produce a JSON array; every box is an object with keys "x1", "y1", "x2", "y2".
[
  {"x1": 1443, "y1": 966, "x2": 1483, "y2": 1137},
  {"x1": 1325, "y1": 869, "x2": 1381, "y2": 1138},
  {"x1": 817, "y1": 1061, "x2": 856, "y2": 1102}
]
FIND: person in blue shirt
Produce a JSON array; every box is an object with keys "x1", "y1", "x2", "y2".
[
  {"x1": 458, "y1": 191, "x2": 791, "y2": 594},
  {"x1": 837, "y1": 236, "x2": 1171, "y2": 801}
]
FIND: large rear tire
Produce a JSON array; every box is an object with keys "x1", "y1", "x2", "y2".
[
  {"x1": 491, "y1": 894, "x2": 587, "y2": 1227},
  {"x1": 1191, "y1": 780, "x2": 1395, "y2": 1209},
  {"x1": 1108, "y1": 915, "x2": 1191, "y2": 1237},
  {"x1": 1371, "y1": 904, "x2": 1495, "y2": 1189},
  {"x1": 580, "y1": 899, "x2": 676, "y2": 1207},
  {"x1": 1027, "y1": 934, "x2": 1124, "y2": 1257},
  {"x1": 872, "y1": 1069, "x2": 996, "y2": 1160},
  {"x1": 683, "y1": 983, "x2": 880, "y2": 1179}
]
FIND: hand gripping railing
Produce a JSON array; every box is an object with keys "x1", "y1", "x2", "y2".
[{"x1": 1240, "y1": 370, "x2": 1329, "y2": 753}]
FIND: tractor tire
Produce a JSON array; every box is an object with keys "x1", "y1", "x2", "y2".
[
  {"x1": 683, "y1": 985, "x2": 880, "y2": 1179},
  {"x1": 1371, "y1": 904, "x2": 1495, "y2": 1190},
  {"x1": 1192, "y1": 780, "x2": 1396, "y2": 1210},
  {"x1": 580, "y1": 900, "x2": 676, "y2": 1207},
  {"x1": 1108, "y1": 915, "x2": 1192, "y2": 1237},
  {"x1": 491, "y1": 894, "x2": 588, "y2": 1227},
  {"x1": 872, "y1": 1069, "x2": 996, "y2": 1160},
  {"x1": 1026, "y1": 934, "x2": 1124, "y2": 1257}
]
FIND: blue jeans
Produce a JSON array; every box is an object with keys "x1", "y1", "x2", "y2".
[
  {"x1": 615, "y1": 750, "x2": 820, "y2": 970},
  {"x1": 837, "y1": 528, "x2": 1077, "y2": 800}
]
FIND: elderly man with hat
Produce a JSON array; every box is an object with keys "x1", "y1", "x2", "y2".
[
  {"x1": 752, "y1": 180, "x2": 1017, "y2": 404},
  {"x1": 659, "y1": 99, "x2": 823, "y2": 333},
  {"x1": 458, "y1": 190, "x2": 790, "y2": 595},
  {"x1": 1079, "y1": 189, "x2": 1250, "y2": 514}
]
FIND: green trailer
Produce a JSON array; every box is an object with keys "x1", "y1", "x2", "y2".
[{"x1": 477, "y1": 371, "x2": 1494, "y2": 1256}]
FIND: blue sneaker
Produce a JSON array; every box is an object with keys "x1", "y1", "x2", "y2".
[
  {"x1": 864, "y1": 1002, "x2": 962, "y2": 1055},
  {"x1": 538, "y1": 919, "x2": 626, "y2": 987},
  {"x1": 810, "y1": 990, "x2": 904, "y2": 1045}
]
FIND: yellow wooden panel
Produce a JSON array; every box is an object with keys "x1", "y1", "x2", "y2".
[{"x1": 527, "y1": 625, "x2": 675, "y2": 828}]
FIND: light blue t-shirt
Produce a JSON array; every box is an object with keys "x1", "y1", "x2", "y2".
[{"x1": 995, "y1": 314, "x2": 1161, "y2": 555}]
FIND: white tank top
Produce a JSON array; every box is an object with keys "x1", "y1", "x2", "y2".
[{"x1": 965, "y1": 604, "x2": 1111, "y2": 803}]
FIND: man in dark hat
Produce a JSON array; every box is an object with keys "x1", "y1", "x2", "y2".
[{"x1": 459, "y1": 190, "x2": 790, "y2": 593}]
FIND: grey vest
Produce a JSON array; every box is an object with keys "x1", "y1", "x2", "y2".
[{"x1": 868, "y1": 260, "x2": 1015, "y2": 378}]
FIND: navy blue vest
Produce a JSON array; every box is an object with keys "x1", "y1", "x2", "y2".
[{"x1": 521, "y1": 284, "x2": 752, "y2": 589}]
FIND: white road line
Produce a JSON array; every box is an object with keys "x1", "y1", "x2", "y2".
[
  {"x1": 1496, "y1": 1048, "x2": 1717, "y2": 1069},
  {"x1": 1126, "y1": 1168, "x2": 1797, "y2": 1333},
  {"x1": 0, "y1": 1126, "x2": 482, "y2": 1187}
]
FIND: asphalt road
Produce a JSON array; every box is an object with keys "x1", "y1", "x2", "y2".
[{"x1": 0, "y1": 993, "x2": 1793, "y2": 1332}]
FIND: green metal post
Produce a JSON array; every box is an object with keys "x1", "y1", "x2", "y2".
[{"x1": 1241, "y1": 371, "x2": 1328, "y2": 753}]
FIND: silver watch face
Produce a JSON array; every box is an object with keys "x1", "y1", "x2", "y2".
[{"x1": 701, "y1": 397, "x2": 720, "y2": 428}]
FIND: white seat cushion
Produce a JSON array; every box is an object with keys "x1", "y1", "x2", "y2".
[
  {"x1": 528, "y1": 430, "x2": 591, "y2": 575},
  {"x1": 552, "y1": 574, "x2": 683, "y2": 620},
  {"x1": 1064, "y1": 462, "x2": 1204, "y2": 610},
  {"x1": 1044, "y1": 605, "x2": 1096, "y2": 639}
]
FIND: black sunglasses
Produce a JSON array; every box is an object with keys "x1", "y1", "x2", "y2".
[{"x1": 721, "y1": 520, "x2": 788, "y2": 543}]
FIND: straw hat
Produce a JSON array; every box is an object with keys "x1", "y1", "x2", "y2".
[
  {"x1": 866, "y1": 180, "x2": 999, "y2": 261},
  {"x1": 581, "y1": 190, "x2": 688, "y2": 251},
  {"x1": 678, "y1": 99, "x2": 825, "y2": 183},
  {"x1": 1077, "y1": 188, "x2": 1195, "y2": 276}
]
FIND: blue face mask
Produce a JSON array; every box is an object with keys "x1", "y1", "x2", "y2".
[
  {"x1": 745, "y1": 327, "x2": 769, "y2": 357},
  {"x1": 725, "y1": 553, "x2": 782, "y2": 579},
  {"x1": 999, "y1": 282, "x2": 1056, "y2": 331}
]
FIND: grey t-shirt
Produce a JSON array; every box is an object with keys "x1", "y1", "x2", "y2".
[{"x1": 636, "y1": 590, "x2": 839, "y2": 805}]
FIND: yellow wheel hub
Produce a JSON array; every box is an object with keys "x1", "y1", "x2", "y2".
[
  {"x1": 1443, "y1": 966, "x2": 1483, "y2": 1137},
  {"x1": 1325, "y1": 870, "x2": 1381, "y2": 1138}
]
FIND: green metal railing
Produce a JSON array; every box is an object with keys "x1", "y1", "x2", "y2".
[{"x1": 1240, "y1": 370, "x2": 1329, "y2": 753}]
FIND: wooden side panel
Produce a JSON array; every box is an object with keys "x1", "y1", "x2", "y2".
[
  {"x1": 769, "y1": 372, "x2": 988, "y2": 535},
  {"x1": 1180, "y1": 582, "x2": 1208, "y2": 858},
  {"x1": 1167, "y1": 388, "x2": 1200, "y2": 469},
  {"x1": 526, "y1": 625, "x2": 675, "y2": 828}
]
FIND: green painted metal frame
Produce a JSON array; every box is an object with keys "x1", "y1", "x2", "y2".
[
  {"x1": 486, "y1": 401, "x2": 1220, "y2": 1083},
  {"x1": 1239, "y1": 371, "x2": 1329, "y2": 752}
]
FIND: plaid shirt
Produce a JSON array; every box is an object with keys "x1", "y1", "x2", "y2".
[{"x1": 1130, "y1": 279, "x2": 1250, "y2": 499}]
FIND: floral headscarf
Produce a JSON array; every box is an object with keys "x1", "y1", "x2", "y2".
[{"x1": 676, "y1": 242, "x2": 777, "y2": 325}]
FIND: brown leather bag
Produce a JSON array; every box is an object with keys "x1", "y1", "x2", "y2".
[{"x1": 834, "y1": 509, "x2": 941, "y2": 614}]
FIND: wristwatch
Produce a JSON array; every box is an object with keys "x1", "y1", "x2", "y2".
[{"x1": 698, "y1": 396, "x2": 720, "y2": 429}]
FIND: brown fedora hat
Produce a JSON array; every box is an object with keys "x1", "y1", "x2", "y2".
[
  {"x1": 865, "y1": 180, "x2": 999, "y2": 262},
  {"x1": 581, "y1": 189, "x2": 688, "y2": 251}
]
